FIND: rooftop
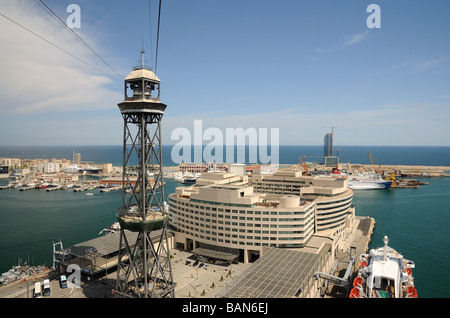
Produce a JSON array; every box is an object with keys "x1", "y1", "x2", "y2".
[
  {"x1": 220, "y1": 247, "x2": 322, "y2": 298},
  {"x1": 125, "y1": 67, "x2": 160, "y2": 82}
]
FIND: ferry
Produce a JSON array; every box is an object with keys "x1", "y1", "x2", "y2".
[
  {"x1": 328, "y1": 168, "x2": 392, "y2": 190},
  {"x1": 349, "y1": 236, "x2": 417, "y2": 298},
  {"x1": 347, "y1": 172, "x2": 392, "y2": 190}
]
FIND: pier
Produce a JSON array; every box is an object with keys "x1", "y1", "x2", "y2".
[
  {"x1": 0, "y1": 213, "x2": 376, "y2": 299},
  {"x1": 0, "y1": 184, "x2": 13, "y2": 190},
  {"x1": 19, "y1": 186, "x2": 36, "y2": 191},
  {"x1": 323, "y1": 216, "x2": 375, "y2": 298},
  {"x1": 46, "y1": 186, "x2": 62, "y2": 191},
  {"x1": 100, "y1": 186, "x2": 121, "y2": 192}
]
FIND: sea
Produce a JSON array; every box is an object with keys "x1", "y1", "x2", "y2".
[{"x1": 1, "y1": 145, "x2": 450, "y2": 298}]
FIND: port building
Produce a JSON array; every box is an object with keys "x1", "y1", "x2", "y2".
[
  {"x1": 168, "y1": 170, "x2": 355, "y2": 264},
  {"x1": 53, "y1": 229, "x2": 175, "y2": 282}
]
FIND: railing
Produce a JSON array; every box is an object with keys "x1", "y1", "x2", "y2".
[{"x1": 124, "y1": 95, "x2": 160, "y2": 102}]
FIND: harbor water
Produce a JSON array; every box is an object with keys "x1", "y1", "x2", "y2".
[{"x1": 1, "y1": 145, "x2": 450, "y2": 297}]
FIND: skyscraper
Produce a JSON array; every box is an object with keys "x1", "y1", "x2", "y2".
[{"x1": 323, "y1": 133, "x2": 333, "y2": 157}]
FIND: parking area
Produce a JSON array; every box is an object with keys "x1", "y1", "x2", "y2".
[
  {"x1": 170, "y1": 249, "x2": 251, "y2": 298},
  {"x1": 1, "y1": 249, "x2": 251, "y2": 298},
  {"x1": 0, "y1": 270, "x2": 88, "y2": 298}
]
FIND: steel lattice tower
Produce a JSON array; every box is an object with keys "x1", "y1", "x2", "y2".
[{"x1": 114, "y1": 49, "x2": 174, "y2": 298}]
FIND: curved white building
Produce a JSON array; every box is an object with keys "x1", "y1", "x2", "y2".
[{"x1": 168, "y1": 171, "x2": 354, "y2": 263}]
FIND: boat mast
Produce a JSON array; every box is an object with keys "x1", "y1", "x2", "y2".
[{"x1": 383, "y1": 235, "x2": 389, "y2": 261}]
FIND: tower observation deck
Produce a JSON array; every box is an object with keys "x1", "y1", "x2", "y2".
[{"x1": 114, "y1": 49, "x2": 174, "y2": 298}]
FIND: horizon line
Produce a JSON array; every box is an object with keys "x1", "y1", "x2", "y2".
[{"x1": 2, "y1": 144, "x2": 450, "y2": 148}]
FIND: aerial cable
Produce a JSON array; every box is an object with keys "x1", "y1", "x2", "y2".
[
  {"x1": 0, "y1": 11, "x2": 111, "y2": 77},
  {"x1": 32, "y1": 0, "x2": 66, "y2": 28},
  {"x1": 147, "y1": 0, "x2": 154, "y2": 69},
  {"x1": 34, "y1": 0, "x2": 124, "y2": 80},
  {"x1": 154, "y1": 0, "x2": 162, "y2": 74}
]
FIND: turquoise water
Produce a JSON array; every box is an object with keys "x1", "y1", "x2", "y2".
[
  {"x1": 1, "y1": 145, "x2": 450, "y2": 297},
  {"x1": 0, "y1": 178, "x2": 184, "y2": 274},
  {"x1": 353, "y1": 177, "x2": 450, "y2": 298}
]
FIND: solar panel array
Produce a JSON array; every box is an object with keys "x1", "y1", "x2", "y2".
[
  {"x1": 223, "y1": 248, "x2": 321, "y2": 298},
  {"x1": 66, "y1": 229, "x2": 163, "y2": 257}
]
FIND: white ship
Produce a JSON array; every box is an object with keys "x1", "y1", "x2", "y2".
[
  {"x1": 347, "y1": 172, "x2": 392, "y2": 190},
  {"x1": 349, "y1": 236, "x2": 417, "y2": 298},
  {"x1": 98, "y1": 222, "x2": 121, "y2": 235}
]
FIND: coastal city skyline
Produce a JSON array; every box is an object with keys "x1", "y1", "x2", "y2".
[
  {"x1": 2, "y1": 1, "x2": 450, "y2": 300},
  {"x1": 1, "y1": 0, "x2": 450, "y2": 147}
]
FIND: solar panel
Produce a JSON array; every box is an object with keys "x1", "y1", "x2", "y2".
[{"x1": 222, "y1": 248, "x2": 321, "y2": 298}]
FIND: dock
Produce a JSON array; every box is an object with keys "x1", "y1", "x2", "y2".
[
  {"x1": 53, "y1": 229, "x2": 171, "y2": 279},
  {"x1": 100, "y1": 186, "x2": 121, "y2": 192},
  {"x1": 19, "y1": 186, "x2": 36, "y2": 191},
  {"x1": 46, "y1": 186, "x2": 62, "y2": 191},
  {"x1": 2, "y1": 213, "x2": 375, "y2": 299},
  {"x1": 323, "y1": 216, "x2": 375, "y2": 298}
]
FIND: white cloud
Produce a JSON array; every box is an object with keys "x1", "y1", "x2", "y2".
[
  {"x1": 415, "y1": 57, "x2": 446, "y2": 72},
  {"x1": 341, "y1": 31, "x2": 369, "y2": 48},
  {"x1": 0, "y1": 0, "x2": 122, "y2": 116},
  {"x1": 312, "y1": 31, "x2": 369, "y2": 56},
  {"x1": 313, "y1": 48, "x2": 331, "y2": 54}
]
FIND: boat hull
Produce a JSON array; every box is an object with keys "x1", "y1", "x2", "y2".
[{"x1": 348, "y1": 180, "x2": 392, "y2": 190}]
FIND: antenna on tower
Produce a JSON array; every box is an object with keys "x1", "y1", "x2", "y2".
[
  {"x1": 134, "y1": 36, "x2": 150, "y2": 70},
  {"x1": 141, "y1": 36, "x2": 145, "y2": 68}
]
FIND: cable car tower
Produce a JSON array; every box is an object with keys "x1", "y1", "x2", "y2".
[{"x1": 113, "y1": 47, "x2": 174, "y2": 298}]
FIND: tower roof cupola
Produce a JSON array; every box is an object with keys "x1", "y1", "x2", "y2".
[{"x1": 118, "y1": 48, "x2": 166, "y2": 116}]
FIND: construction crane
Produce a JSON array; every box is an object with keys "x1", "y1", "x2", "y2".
[
  {"x1": 299, "y1": 156, "x2": 309, "y2": 175},
  {"x1": 368, "y1": 151, "x2": 382, "y2": 174},
  {"x1": 322, "y1": 126, "x2": 338, "y2": 136}
]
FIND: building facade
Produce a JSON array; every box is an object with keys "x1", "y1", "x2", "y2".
[
  {"x1": 168, "y1": 171, "x2": 354, "y2": 263},
  {"x1": 37, "y1": 162, "x2": 60, "y2": 174},
  {"x1": 323, "y1": 133, "x2": 333, "y2": 157}
]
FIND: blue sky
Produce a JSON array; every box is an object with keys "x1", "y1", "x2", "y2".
[{"x1": 0, "y1": 0, "x2": 449, "y2": 146}]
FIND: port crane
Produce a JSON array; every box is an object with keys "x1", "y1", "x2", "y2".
[
  {"x1": 299, "y1": 156, "x2": 309, "y2": 175},
  {"x1": 368, "y1": 151, "x2": 382, "y2": 174}
]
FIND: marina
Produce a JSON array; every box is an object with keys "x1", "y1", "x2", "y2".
[
  {"x1": 1, "y1": 136, "x2": 450, "y2": 300},
  {"x1": 0, "y1": 0, "x2": 449, "y2": 305},
  {"x1": 1, "y1": 150, "x2": 450, "y2": 298},
  {"x1": 0, "y1": 214, "x2": 375, "y2": 299}
]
